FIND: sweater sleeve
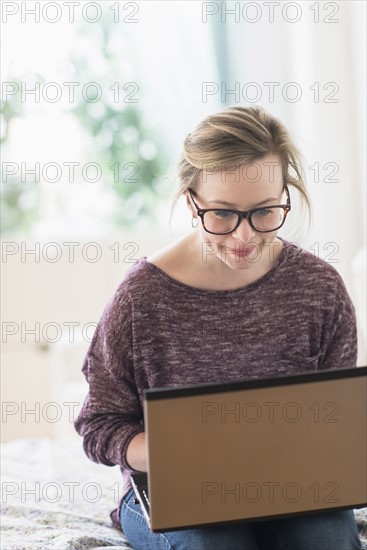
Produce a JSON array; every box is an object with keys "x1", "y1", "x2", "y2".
[
  {"x1": 318, "y1": 271, "x2": 358, "y2": 370},
  {"x1": 74, "y1": 285, "x2": 144, "y2": 470}
]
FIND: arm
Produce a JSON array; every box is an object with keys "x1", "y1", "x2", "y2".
[
  {"x1": 126, "y1": 432, "x2": 147, "y2": 472},
  {"x1": 74, "y1": 287, "x2": 146, "y2": 472},
  {"x1": 318, "y1": 272, "x2": 358, "y2": 370}
]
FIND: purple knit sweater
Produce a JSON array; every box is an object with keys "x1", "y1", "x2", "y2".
[{"x1": 74, "y1": 238, "x2": 358, "y2": 532}]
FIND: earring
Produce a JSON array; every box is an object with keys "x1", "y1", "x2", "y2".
[{"x1": 191, "y1": 216, "x2": 199, "y2": 228}]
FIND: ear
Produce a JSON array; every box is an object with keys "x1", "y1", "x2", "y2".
[{"x1": 185, "y1": 191, "x2": 196, "y2": 217}]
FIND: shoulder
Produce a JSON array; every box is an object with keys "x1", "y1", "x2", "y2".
[
  {"x1": 99, "y1": 258, "x2": 149, "y2": 321},
  {"x1": 283, "y1": 240, "x2": 344, "y2": 280},
  {"x1": 281, "y1": 239, "x2": 351, "y2": 302},
  {"x1": 145, "y1": 235, "x2": 192, "y2": 285},
  {"x1": 111, "y1": 238, "x2": 186, "y2": 300}
]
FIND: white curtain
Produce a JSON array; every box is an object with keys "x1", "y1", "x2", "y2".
[
  {"x1": 224, "y1": 0, "x2": 366, "y2": 363},
  {"x1": 124, "y1": 1, "x2": 366, "y2": 363}
]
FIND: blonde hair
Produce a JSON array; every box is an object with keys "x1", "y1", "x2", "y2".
[{"x1": 168, "y1": 105, "x2": 311, "y2": 231}]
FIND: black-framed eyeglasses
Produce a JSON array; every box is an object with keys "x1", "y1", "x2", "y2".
[{"x1": 188, "y1": 186, "x2": 291, "y2": 235}]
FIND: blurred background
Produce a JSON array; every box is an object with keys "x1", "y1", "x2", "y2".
[{"x1": 1, "y1": 1, "x2": 366, "y2": 442}]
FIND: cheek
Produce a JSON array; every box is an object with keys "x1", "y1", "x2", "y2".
[{"x1": 201, "y1": 230, "x2": 228, "y2": 248}]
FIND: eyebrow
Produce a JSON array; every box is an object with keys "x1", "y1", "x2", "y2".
[{"x1": 207, "y1": 197, "x2": 278, "y2": 208}]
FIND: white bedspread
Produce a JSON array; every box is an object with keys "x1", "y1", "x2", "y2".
[
  {"x1": 1, "y1": 438, "x2": 132, "y2": 550},
  {"x1": 1, "y1": 438, "x2": 366, "y2": 549}
]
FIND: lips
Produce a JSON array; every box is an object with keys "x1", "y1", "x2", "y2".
[{"x1": 227, "y1": 246, "x2": 256, "y2": 256}]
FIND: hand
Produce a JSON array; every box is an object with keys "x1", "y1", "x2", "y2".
[{"x1": 126, "y1": 432, "x2": 147, "y2": 472}]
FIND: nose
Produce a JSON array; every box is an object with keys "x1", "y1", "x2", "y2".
[{"x1": 230, "y1": 216, "x2": 256, "y2": 243}]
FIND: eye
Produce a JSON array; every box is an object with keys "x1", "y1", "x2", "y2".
[
  {"x1": 255, "y1": 208, "x2": 273, "y2": 217},
  {"x1": 213, "y1": 210, "x2": 234, "y2": 218}
]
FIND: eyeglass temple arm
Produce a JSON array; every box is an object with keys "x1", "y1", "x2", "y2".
[{"x1": 187, "y1": 190, "x2": 199, "y2": 212}]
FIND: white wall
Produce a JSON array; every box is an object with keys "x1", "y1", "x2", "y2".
[{"x1": 1, "y1": 229, "x2": 173, "y2": 442}]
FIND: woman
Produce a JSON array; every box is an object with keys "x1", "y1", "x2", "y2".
[{"x1": 74, "y1": 105, "x2": 362, "y2": 549}]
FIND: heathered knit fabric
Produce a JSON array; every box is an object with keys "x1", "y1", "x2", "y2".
[{"x1": 74, "y1": 237, "x2": 358, "y2": 532}]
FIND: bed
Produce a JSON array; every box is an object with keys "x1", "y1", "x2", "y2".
[
  {"x1": 1, "y1": 437, "x2": 366, "y2": 549},
  {"x1": 1, "y1": 438, "x2": 132, "y2": 550}
]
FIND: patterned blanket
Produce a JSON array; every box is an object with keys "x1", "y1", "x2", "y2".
[
  {"x1": 1, "y1": 438, "x2": 366, "y2": 549},
  {"x1": 1, "y1": 438, "x2": 132, "y2": 549}
]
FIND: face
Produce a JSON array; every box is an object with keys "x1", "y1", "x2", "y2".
[{"x1": 186, "y1": 153, "x2": 286, "y2": 273}]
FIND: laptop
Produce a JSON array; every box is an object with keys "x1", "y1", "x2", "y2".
[{"x1": 130, "y1": 366, "x2": 367, "y2": 532}]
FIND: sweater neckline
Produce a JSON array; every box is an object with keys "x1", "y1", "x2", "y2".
[{"x1": 140, "y1": 237, "x2": 290, "y2": 296}]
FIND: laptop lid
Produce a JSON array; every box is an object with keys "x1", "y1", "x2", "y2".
[{"x1": 143, "y1": 366, "x2": 367, "y2": 532}]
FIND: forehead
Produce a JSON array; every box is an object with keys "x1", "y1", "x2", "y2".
[{"x1": 197, "y1": 155, "x2": 283, "y2": 203}]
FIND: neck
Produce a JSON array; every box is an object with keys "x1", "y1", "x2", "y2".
[{"x1": 187, "y1": 233, "x2": 284, "y2": 287}]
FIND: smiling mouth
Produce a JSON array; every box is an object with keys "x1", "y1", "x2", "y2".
[{"x1": 227, "y1": 247, "x2": 256, "y2": 255}]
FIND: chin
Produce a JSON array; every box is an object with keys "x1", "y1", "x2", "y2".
[
  {"x1": 217, "y1": 248, "x2": 257, "y2": 269},
  {"x1": 226, "y1": 255, "x2": 258, "y2": 269}
]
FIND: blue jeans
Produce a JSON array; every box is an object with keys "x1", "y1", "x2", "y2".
[{"x1": 120, "y1": 488, "x2": 362, "y2": 550}]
